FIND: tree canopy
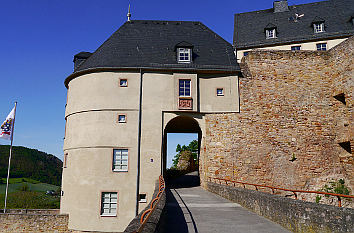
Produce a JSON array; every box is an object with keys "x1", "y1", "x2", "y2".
[{"x1": 172, "y1": 140, "x2": 198, "y2": 168}]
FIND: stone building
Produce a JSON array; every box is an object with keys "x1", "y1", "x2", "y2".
[
  {"x1": 201, "y1": 35, "x2": 353, "y2": 207},
  {"x1": 61, "y1": 1, "x2": 353, "y2": 232},
  {"x1": 61, "y1": 20, "x2": 240, "y2": 232},
  {"x1": 235, "y1": 0, "x2": 354, "y2": 62}
]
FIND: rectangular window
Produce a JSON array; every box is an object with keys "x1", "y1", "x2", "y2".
[
  {"x1": 216, "y1": 88, "x2": 224, "y2": 96},
  {"x1": 243, "y1": 51, "x2": 249, "y2": 56},
  {"x1": 113, "y1": 149, "x2": 128, "y2": 172},
  {"x1": 316, "y1": 43, "x2": 327, "y2": 51},
  {"x1": 179, "y1": 79, "x2": 191, "y2": 97},
  {"x1": 118, "y1": 114, "x2": 126, "y2": 123},
  {"x1": 138, "y1": 194, "x2": 147, "y2": 203},
  {"x1": 314, "y1": 23, "x2": 325, "y2": 33},
  {"x1": 101, "y1": 192, "x2": 117, "y2": 216},
  {"x1": 266, "y1": 29, "x2": 276, "y2": 39},
  {"x1": 178, "y1": 48, "x2": 191, "y2": 63},
  {"x1": 291, "y1": 46, "x2": 301, "y2": 51},
  {"x1": 120, "y1": 79, "x2": 128, "y2": 87}
]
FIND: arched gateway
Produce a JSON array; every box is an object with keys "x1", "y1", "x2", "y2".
[
  {"x1": 162, "y1": 115, "x2": 202, "y2": 175},
  {"x1": 61, "y1": 20, "x2": 240, "y2": 232}
]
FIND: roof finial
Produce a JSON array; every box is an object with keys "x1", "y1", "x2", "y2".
[{"x1": 127, "y1": 4, "x2": 131, "y2": 22}]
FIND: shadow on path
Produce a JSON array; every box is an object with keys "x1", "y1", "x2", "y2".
[{"x1": 155, "y1": 172, "x2": 200, "y2": 233}]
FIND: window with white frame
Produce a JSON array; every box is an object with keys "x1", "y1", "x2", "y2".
[
  {"x1": 266, "y1": 29, "x2": 276, "y2": 39},
  {"x1": 178, "y1": 48, "x2": 191, "y2": 63},
  {"x1": 101, "y1": 192, "x2": 117, "y2": 216},
  {"x1": 179, "y1": 79, "x2": 191, "y2": 97},
  {"x1": 316, "y1": 43, "x2": 327, "y2": 51},
  {"x1": 291, "y1": 46, "x2": 301, "y2": 51},
  {"x1": 113, "y1": 149, "x2": 128, "y2": 171},
  {"x1": 313, "y1": 22, "x2": 325, "y2": 33}
]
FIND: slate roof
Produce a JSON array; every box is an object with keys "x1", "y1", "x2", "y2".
[
  {"x1": 234, "y1": 0, "x2": 354, "y2": 49},
  {"x1": 74, "y1": 20, "x2": 239, "y2": 73}
]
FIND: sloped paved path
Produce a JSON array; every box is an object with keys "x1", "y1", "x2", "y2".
[{"x1": 156, "y1": 172, "x2": 290, "y2": 233}]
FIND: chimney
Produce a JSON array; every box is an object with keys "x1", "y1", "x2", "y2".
[
  {"x1": 273, "y1": 0, "x2": 289, "y2": 13},
  {"x1": 73, "y1": 52, "x2": 92, "y2": 71}
]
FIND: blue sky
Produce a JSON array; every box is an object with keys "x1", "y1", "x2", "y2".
[{"x1": 0, "y1": 0, "x2": 316, "y2": 161}]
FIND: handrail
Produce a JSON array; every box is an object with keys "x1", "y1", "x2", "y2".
[
  {"x1": 208, "y1": 176, "x2": 354, "y2": 207},
  {"x1": 135, "y1": 175, "x2": 165, "y2": 233}
]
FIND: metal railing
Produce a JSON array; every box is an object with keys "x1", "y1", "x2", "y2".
[
  {"x1": 135, "y1": 175, "x2": 165, "y2": 233},
  {"x1": 208, "y1": 176, "x2": 354, "y2": 207}
]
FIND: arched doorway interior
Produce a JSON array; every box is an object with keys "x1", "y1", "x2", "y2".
[{"x1": 162, "y1": 115, "x2": 202, "y2": 177}]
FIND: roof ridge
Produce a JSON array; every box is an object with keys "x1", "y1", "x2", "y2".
[
  {"x1": 234, "y1": 0, "x2": 329, "y2": 15},
  {"x1": 130, "y1": 20, "x2": 202, "y2": 23}
]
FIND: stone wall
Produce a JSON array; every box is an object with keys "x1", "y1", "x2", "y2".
[
  {"x1": 200, "y1": 36, "x2": 353, "y2": 207},
  {"x1": 206, "y1": 181, "x2": 354, "y2": 233},
  {"x1": 0, "y1": 209, "x2": 71, "y2": 233}
]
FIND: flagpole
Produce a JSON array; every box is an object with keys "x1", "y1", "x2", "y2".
[{"x1": 4, "y1": 102, "x2": 17, "y2": 213}]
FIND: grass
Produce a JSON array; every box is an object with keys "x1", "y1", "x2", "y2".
[
  {"x1": 0, "y1": 177, "x2": 60, "y2": 209},
  {"x1": 0, "y1": 178, "x2": 59, "y2": 195},
  {"x1": 0, "y1": 191, "x2": 60, "y2": 209}
]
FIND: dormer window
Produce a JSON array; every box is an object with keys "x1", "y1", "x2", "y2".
[
  {"x1": 178, "y1": 48, "x2": 191, "y2": 63},
  {"x1": 314, "y1": 22, "x2": 325, "y2": 33},
  {"x1": 312, "y1": 17, "x2": 325, "y2": 33},
  {"x1": 266, "y1": 29, "x2": 276, "y2": 39},
  {"x1": 175, "y1": 41, "x2": 193, "y2": 63},
  {"x1": 264, "y1": 23, "x2": 277, "y2": 39}
]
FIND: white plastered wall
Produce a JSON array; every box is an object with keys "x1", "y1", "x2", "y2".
[
  {"x1": 237, "y1": 38, "x2": 348, "y2": 62},
  {"x1": 61, "y1": 70, "x2": 239, "y2": 232}
]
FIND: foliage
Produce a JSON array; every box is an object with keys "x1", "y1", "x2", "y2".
[
  {"x1": 0, "y1": 145, "x2": 62, "y2": 186},
  {"x1": 320, "y1": 179, "x2": 351, "y2": 200},
  {"x1": 0, "y1": 191, "x2": 60, "y2": 209},
  {"x1": 315, "y1": 195, "x2": 322, "y2": 203},
  {"x1": 172, "y1": 140, "x2": 198, "y2": 168}
]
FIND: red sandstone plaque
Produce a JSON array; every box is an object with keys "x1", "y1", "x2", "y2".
[{"x1": 179, "y1": 98, "x2": 193, "y2": 110}]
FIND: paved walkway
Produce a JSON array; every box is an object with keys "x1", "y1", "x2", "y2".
[{"x1": 156, "y1": 172, "x2": 290, "y2": 233}]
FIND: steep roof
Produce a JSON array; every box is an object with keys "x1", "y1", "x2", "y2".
[
  {"x1": 234, "y1": 0, "x2": 354, "y2": 49},
  {"x1": 75, "y1": 20, "x2": 239, "y2": 73}
]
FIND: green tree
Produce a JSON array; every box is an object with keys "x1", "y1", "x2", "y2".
[{"x1": 172, "y1": 140, "x2": 198, "y2": 168}]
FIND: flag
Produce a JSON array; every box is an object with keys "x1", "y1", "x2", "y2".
[{"x1": 0, "y1": 107, "x2": 15, "y2": 140}]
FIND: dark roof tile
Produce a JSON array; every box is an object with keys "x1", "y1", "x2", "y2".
[
  {"x1": 75, "y1": 20, "x2": 239, "y2": 72},
  {"x1": 234, "y1": 0, "x2": 354, "y2": 49}
]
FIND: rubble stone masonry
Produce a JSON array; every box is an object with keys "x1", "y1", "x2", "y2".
[{"x1": 200, "y1": 36, "x2": 353, "y2": 207}]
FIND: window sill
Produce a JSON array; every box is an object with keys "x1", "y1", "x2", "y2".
[
  {"x1": 100, "y1": 214, "x2": 117, "y2": 217},
  {"x1": 112, "y1": 170, "x2": 128, "y2": 172}
]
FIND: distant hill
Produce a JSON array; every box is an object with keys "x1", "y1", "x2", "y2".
[{"x1": 0, "y1": 145, "x2": 62, "y2": 186}]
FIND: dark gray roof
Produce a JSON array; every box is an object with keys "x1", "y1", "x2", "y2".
[
  {"x1": 234, "y1": 0, "x2": 354, "y2": 49},
  {"x1": 75, "y1": 20, "x2": 239, "y2": 73}
]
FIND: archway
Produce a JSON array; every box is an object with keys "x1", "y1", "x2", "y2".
[{"x1": 162, "y1": 115, "x2": 202, "y2": 178}]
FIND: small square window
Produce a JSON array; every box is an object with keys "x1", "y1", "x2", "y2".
[
  {"x1": 113, "y1": 149, "x2": 128, "y2": 172},
  {"x1": 216, "y1": 88, "x2": 224, "y2": 96},
  {"x1": 101, "y1": 192, "x2": 117, "y2": 216},
  {"x1": 118, "y1": 115, "x2": 126, "y2": 123},
  {"x1": 266, "y1": 29, "x2": 276, "y2": 39},
  {"x1": 291, "y1": 46, "x2": 301, "y2": 51},
  {"x1": 243, "y1": 51, "x2": 249, "y2": 56},
  {"x1": 316, "y1": 43, "x2": 327, "y2": 51},
  {"x1": 314, "y1": 23, "x2": 325, "y2": 33},
  {"x1": 120, "y1": 79, "x2": 128, "y2": 87},
  {"x1": 178, "y1": 48, "x2": 191, "y2": 63},
  {"x1": 138, "y1": 194, "x2": 147, "y2": 203}
]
